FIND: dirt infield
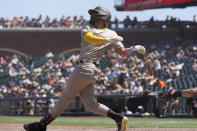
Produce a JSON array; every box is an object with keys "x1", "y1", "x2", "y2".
[{"x1": 0, "y1": 123, "x2": 196, "y2": 131}]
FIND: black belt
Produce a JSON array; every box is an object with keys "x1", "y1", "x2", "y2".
[{"x1": 77, "y1": 59, "x2": 99, "y2": 67}]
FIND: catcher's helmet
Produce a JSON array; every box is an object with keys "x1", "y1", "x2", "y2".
[{"x1": 88, "y1": 6, "x2": 111, "y2": 25}]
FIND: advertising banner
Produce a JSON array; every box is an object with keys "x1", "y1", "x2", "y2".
[{"x1": 124, "y1": 0, "x2": 197, "y2": 10}]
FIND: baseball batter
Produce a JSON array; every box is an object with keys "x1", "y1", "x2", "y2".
[{"x1": 24, "y1": 6, "x2": 146, "y2": 131}]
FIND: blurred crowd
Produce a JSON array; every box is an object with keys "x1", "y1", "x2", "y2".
[
  {"x1": 0, "y1": 15, "x2": 197, "y2": 29},
  {"x1": 96, "y1": 39, "x2": 197, "y2": 95},
  {"x1": 0, "y1": 15, "x2": 86, "y2": 28},
  {"x1": 113, "y1": 15, "x2": 197, "y2": 29},
  {"x1": 0, "y1": 51, "x2": 79, "y2": 98},
  {"x1": 0, "y1": 39, "x2": 197, "y2": 99}
]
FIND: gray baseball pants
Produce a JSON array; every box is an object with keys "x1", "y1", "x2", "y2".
[{"x1": 51, "y1": 63, "x2": 110, "y2": 119}]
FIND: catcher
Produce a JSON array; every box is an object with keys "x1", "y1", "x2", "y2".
[
  {"x1": 160, "y1": 87, "x2": 197, "y2": 117},
  {"x1": 24, "y1": 6, "x2": 146, "y2": 131},
  {"x1": 162, "y1": 87, "x2": 197, "y2": 98}
]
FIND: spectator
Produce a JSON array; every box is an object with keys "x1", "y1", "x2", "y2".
[
  {"x1": 123, "y1": 16, "x2": 131, "y2": 28},
  {"x1": 114, "y1": 16, "x2": 119, "y2": 28},
  {"x1": 168, "y1": 61, "x2": 184, "y2": 79},
  {"x1": 45, "y1": 50, "x2": 54, "y2": 58},
  {"x1": 132, "y1": 16, "x2": 138, "y2": 29},
  {"x1": 65, "y1": 16, "x2": 73, "y2": 28},
  {"x1": 135, "y1": 82, "x2": 143, "y2": 94},
  {"x1": 121, "y1": 106, "x2": 132, "y2": 115},
  {"x1": 11, "y1": 17, "x2": 18, "y2": 27},
  {"x1": 44, "y1": 16, "x2": 50, "y2": 27},
  {"x1": 50, "y1": 18, "x2": 59, "y2": 27},
  {"x1": 60, "y1": 15, "x2": 66, "y2": 27},
  {"x1": 35, "y1": 15, "x2": 43, "y2": 27},
  {"x1": 73, "y1": 16, "x2": 78, "y2": 28},
  {"x1": 0, "y1": 17, "x2": 4, "y2": 28},
  {"x1": 112, "y1": 83, "x2": 123, "y2": 94},
  {"x1": 30, "y1": 18, "x2": 37, "y2": 27},
  {"x1": 156, "y1": 79, "x2": 166, "y2": 89},
  {"x1": 169, "y1": 16, "x2": 177, "y2": 27},
  {"x1": 136, "y1": 105, "x2": 144, "y2": 114},
  {"x1": 16, "y1": 101, "x2": 24, "y2": 116},
  {"x1": 24, "y1": 100, "x2": 34, "y2": 115},
  {"x1": 192, "y1": 59, "x2": 197, "y2": 72},
  {"x1": 148, "y1": 16, "x2": 155, "y2": 28},
  {"x1": 130, "y1": 82, "x2": 137, "y2": 94},
  {"x1": 193, "y1": 15, "x2": 197, "y2": 24},
  {"x1": 24, "y1": 16, "x2": 31, "y2": 27},
  {"x1": 0, "y1": 57, "x2": 5, "y2": 64},
  {"x1": 95, "y1": 83, "x2": 106, "y2": 95},
  {"x1": 77, "y1": 16, "x2": 86, "y2": 27},
  {"x1": 153, "y1": 59, "x2": 161, "y2": 71},
  {"x1": 48, "y1": 99, "x2": 55, "y2": 113}
]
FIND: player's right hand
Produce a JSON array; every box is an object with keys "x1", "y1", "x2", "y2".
[
  {"x1": 134, "y1": 45, "x2": 146, "y2": 54},
  {"x1": 106, "y1": 36, "x2": 123, "y2": 43}
]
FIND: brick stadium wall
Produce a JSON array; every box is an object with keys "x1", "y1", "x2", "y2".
[
  {"x1": 0, "y1": 29, "x2": 81, "y2": 57},
  {"x1": 0, "y1": 28, "x2": 196, "y2": 57}
]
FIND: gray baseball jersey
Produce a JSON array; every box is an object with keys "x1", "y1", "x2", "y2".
[
  {"x1": 51, "y1": 22, "x2": 125, "y2": 118},
  {"x1": 80, "y1": 22, "x2": 124, "y2": 62}
]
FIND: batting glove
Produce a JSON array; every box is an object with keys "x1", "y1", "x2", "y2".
[{"x1": 133, "y1": 45, "x2": 146, "y2": 54}]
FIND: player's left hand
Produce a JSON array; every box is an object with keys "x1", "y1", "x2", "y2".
[{"x1": 134, "y1": 45, "x2": 146, "y2": 54}]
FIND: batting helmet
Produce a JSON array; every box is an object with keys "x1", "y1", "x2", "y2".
[{"x1": 88, "y1": 6, "x2": 111, "y2": 26}]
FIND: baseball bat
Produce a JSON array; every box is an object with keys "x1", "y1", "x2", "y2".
[{"x1": 143, "y1": 54, "x2": 153, "y2": 76}]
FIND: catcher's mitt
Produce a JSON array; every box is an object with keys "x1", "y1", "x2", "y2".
[
  {"x1": 160, "y1": 89, "x2": 173, "y2": 101},
  {"x1": 160, "y1": 89, "x2": 182, "y2": 101}
]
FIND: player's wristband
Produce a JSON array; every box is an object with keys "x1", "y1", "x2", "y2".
[{"x1": 122, "y1": 49, "x2": 127, "y2": 57}]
